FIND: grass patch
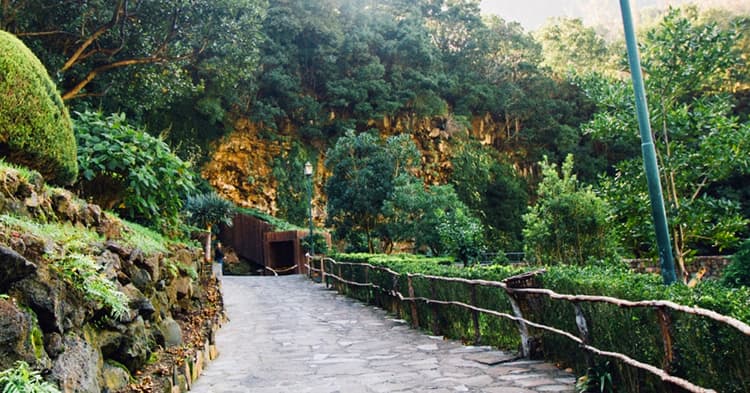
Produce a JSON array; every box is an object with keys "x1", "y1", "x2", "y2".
[
  {"x1": 119, "y1": 221, "x2": 169, "y2": 254},
  {"x1": 0, "y1": 214, "x2": 102, "y2": 254},
  {"x1": 0, "y1": 158, "x2": 42, "y2": 184},
  {"x1": 237, "y1": 207, "x2": 302, "y2": 231}
]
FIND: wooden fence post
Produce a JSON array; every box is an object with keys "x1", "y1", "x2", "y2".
[
  {"x1": 407, "y1": 274, "x2": 420, "y2": 328},
  {"x1": 338, "y1": 263, "x2": 343, "y2": 292},
  {"x1": 391, "y1": 274, "x2": 400, "y2": 316},
  {"x1": 365, "y1": 265, "x2": 371, "y2": 303},
  {"x1": 430, "y1": 278, "x2": 441, "y2": 336},
  {"x1": 321, "y1": 258, "x2": 327, "y2": 288},
  {"x1": 471, "y1": 283, "x2": 481, "y2": 344},
  {"x1": 506, "y1": 293, "x2": 531, "y2": 358},
  {"x1": 573, "y1": 303, "x2": 594, "y2": 368},
  {"x1": 657, "y1": 307, "x2": 677, "y2": 374}
]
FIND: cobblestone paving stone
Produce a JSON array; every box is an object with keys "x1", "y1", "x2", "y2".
[{"x1": 190, "y1": 275, "x2": 576, "y2": 393}]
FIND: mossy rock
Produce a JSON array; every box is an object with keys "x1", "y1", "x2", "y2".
[{"x1": 0, "y1": 30, "x2": 77, "y2": 185}]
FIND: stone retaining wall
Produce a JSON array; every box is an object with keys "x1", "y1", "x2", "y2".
[
  {"x1": 167, "y1": 317, "x2": 225, "y2": 393},
  {"x1": 626, "y1": 255, "x2": 732, "y2": 278}
]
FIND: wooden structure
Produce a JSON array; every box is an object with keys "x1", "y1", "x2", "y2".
[
  {"x1": 219, "y1": 213, "x2": 328, "y2": 275},
  {"x1": 264, "y1": 230, "x2": 310, "y2": 274},
  {"x1": 219, "y1": 213, "x2": 271, "y2": 267}
]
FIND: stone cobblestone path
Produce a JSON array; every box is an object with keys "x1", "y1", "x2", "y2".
[{"x1": 190, "y1": 275, "x2": 576, "y2": 393}]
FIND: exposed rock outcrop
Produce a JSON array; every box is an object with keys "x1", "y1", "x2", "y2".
[{"x1": 0, "y1": 165, "x2": 214, "y2": 392}]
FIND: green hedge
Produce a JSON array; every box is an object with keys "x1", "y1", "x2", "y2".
[
  {"x1": 329, "y1": 253, "x2": 527, "y2": 349},
  {"x1": 327, "y1": 254, "x2": 750, "y2": 392},
  {"x1": 538, "y1": 266, "x2": 750, "y2": 392},
  {"x1": 237, "y1": 207, "x2": 302, "y2": 231},
  {"x1": 0, "y1": 30, "x2": 77, "y2": 185}
]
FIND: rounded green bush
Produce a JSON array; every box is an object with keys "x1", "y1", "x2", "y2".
[{"x1": 0, "y1": 30, "x2": 77, "y2": 185}]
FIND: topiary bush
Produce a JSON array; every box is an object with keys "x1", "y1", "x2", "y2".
[{"x1": 0, "y1": 30, "x2": 77, "y2": 185}]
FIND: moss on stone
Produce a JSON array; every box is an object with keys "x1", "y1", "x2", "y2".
[
  {"x1": 20, "y1": 306, "x2": 45, "y2": 360},
  {"x1": 0, "y1": 30, "x2": 77, "y2": 185}
]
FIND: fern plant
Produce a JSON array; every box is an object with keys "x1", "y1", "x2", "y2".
[
  {"x1": 0, "y1": 361, "x2": 60, "y2": 393},
  {"x1": 53, "y1": 254, "x2": 129, "y2": 320}
]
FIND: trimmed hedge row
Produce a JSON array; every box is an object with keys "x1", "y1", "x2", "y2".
[
  {"x1": 328, "y1": 253, "x2": 750, "y2": 392},
  {"x1": 0, "y1": 30, "x2": 77, "y2": 185}
]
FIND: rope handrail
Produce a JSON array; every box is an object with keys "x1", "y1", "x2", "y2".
[
  {"x1": 307, "y1": 257, "x2": 750, "y2": 393},
  {"x1": 319, "y1": 259, "x2": 750, "y2": 336},
  {"x1": 507, "y1": 287, "x2": 750, "y2": 336},
  {"x1": 264, "y1": 264, "x2": 298, "y2": 276}
]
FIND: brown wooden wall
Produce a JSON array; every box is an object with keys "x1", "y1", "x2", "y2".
[{"x1": 218, "y1": 214, "x2": 272, "y2": 265}]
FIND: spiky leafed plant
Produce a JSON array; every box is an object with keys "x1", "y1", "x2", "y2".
[{"x1": 184, "y1": 192, "x2": 236, "y2": 263}]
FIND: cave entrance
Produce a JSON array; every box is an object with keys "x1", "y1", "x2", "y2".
[{"x1": 268, "y1": 240, "x2": 296, "y2": 274}]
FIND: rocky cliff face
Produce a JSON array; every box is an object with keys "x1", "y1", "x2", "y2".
[
  {"x1": 0, "y1": 166, "x2": 211, "y2": 393},
  {"x1": 201, "y1": 114, "x2": 497, "y2": 218}
]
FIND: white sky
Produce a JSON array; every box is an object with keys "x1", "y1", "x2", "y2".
[{"x1": 479, "y1": 0, "x2": 750, "y2": 31}]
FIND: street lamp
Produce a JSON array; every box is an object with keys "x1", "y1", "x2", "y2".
[{"x1": 304, "y1": 161, "x2": 314, "y2": 261}]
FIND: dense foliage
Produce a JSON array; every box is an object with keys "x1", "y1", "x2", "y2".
[
  {"x1": 585, "y1": 8, "x2": 750, "y2": 275},
  {"x1": 74, "y1": 111, "x2": 197, "y2": 232},
  {"x1": 723, "y1": 239, "x2": 750, "y2": 288},
  {"x1": 326, "y1": 130, "x2": 484, "y2": 255},
  {"x1": 0, "y1": 30, "x2": 77, "y2": 185},
  {"x1": 523, "y1": 155, "x2": 619, "y2": 265},
  {"x1": 449, "y1": 140, "x2": 528, "y2": 251}
]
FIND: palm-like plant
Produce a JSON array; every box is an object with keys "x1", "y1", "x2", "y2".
[{"x1": 184, "y1": 192, "x2": 236, "y2": 263}]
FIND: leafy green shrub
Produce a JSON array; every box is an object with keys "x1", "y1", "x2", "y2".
[
  {"x1": 52, "y1": 254, "x2": 129, "y2": 320},
  {"x1": 722, "y1": 239, "x2": 750, "y2": 288},
  {"x1": 0, "y1": 30, "x2": 77, "y2": 185},
  {"x1": 523, "y1": 155, "x2": 619, "y2": 265},
  {"x1": 437, "y1": 207, "x2": 486, "y2": 266},
  {"x1": 0, "y1": 361, "x2": 60, "y2": 393},
  {"x1": 74, "y1": 111, "x2": 197, "y2": 233},
  {"x1": 539, "y1": 265, "x2": 750, "y2": 392}
]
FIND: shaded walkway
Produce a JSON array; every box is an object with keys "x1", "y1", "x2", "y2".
[{"x1": 190, "y1": 276, "x2": 575, "y2": 393}]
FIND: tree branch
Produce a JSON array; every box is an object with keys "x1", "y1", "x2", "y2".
[
  {"x1": 60, "y1": 0, "x2": 125, "y2": 72},
  {"x1": 15, "y1": 30, "x2": 71, "y2": 37},
  {"x1": 61, "y1": 52, "x2": 194, "y2": 100},
  {"x1": 62, "y1": 57, "x2": 162, "y2": 100}
]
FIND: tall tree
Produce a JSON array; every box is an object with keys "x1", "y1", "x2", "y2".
[
  {"x1": 535, "y1": 17, "x2": 614, "y2": 77},
  {"x1": 449, "y1": 139, "x2": 528, "y2": 251},
  {"x1": 2, "y1": 0, "x2": 266, "y2": 113},
  {"x1": 523, "y1": 155, "x2": 619, "y2": 265},
  {"x1": 325, "y1": 131, "x2": 397, "y2": 253},
  {"x1": 586, "y1": 8, "x2": 750, "y2": 279}
]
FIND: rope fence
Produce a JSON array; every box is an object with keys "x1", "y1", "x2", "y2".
[
  {"x1": 304, "y1": 256, "x2": 750, "y2": 393},
  {"x1": 264, "y1": 264, "x2": 298, "y2": 276}
]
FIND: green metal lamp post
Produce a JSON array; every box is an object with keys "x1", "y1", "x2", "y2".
[
  {"x1": 618, "y1": 0, "x2": 677, "y2": 285},
  {"x1": 304, "y1": 161, "x2": 314, "y2": 259}
]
